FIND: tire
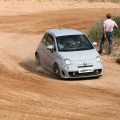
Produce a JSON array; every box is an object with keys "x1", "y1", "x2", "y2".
[
  {"x1": 53, "y1": 63, "x2": 61, "y2": 79},
  {"x1": 35, "y1": 53, "x2": 40, "y2": 66}
]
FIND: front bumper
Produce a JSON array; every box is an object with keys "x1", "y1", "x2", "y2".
[
  {"x1": 59, "y1": 62, "x2": 104, "y2": 79},
  {"x1": 68, "y1": 69, "x2": 102, "y2": 78}
]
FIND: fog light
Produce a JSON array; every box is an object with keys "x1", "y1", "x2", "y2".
[
  {"x1": 96, "y1": 70, "x2": 98, "y2": 73},
  {"x1": 73, "y1": 72, "x2": 76, "y2": 75},
  {"x1": 64, "y1": 65, "x2": 69, "y2": 69}
]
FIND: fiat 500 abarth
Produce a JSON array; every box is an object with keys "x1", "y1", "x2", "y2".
[{"x1": 35, "y1": 29, "x2": 104, "y2": 79}]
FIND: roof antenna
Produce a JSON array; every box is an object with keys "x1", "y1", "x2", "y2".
[{"x1": 59, "y1": 22, "x2": 61, "y2": 30}]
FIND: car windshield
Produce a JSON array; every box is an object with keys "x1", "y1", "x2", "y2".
[{"x1": 56, "y1": 35, "x2": 94, "y2": 52}]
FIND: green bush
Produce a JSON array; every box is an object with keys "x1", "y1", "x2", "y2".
[
  {"x1": 87, "y1": 21, "x2": 103, "y2": 43},
  {"x1": 87, "y1": 16, "x2": 120, "y2": 64},
  {"x1": 113, "y1": 16, "x2": 120, "y2": 37},
  {"x1": 87, "y1": 16, "x2": 120, "y2": 43}
]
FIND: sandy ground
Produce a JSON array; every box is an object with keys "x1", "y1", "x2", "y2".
[{"x1": 0, "y1": 0, "x2": 120, "y2": 120}]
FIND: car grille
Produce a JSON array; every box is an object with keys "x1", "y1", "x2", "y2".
[
  {"x1": 78, "y1": 65, "x2": 93, "y2": 68},
  {"x1": 68, "y1": 69, "x2": 102, "y2": 77}
]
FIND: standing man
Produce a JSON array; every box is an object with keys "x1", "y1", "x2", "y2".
[{"x1": 98, "y1": 13, "x2": 119, "y2": 55}]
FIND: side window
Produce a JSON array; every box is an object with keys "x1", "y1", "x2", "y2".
[
  {"x1": 42, "y1": 33, "x2": 56, "y2": 51},
  {"x1": 47, "y1": 34, "x2": 56, "y2": 51},
  {"x1": 46, "y1": 34, "x2": 54, "y2": 46},
  {"x1": 42, "y1": 34, "x2": 48, "y2": 44}
]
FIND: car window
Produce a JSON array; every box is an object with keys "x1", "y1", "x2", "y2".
[
  {"x1": 42, "y1": 34, "x2": 54, "y2": 46},
  {"x1": 46, "y1": 34, "x2": 54, "y2": 46},
  {"x1": 80, "y1": 35, "x2": 92, "y2": 47},
  {"x1": 42, "y1": 33, "x2": 48, "y2": 44},
  {"x1": 56, "y1": 35, "x2": 94, "y2": 52},
  {"x1": 42, "y1": 33, "x2": 56, "y2": 51}
]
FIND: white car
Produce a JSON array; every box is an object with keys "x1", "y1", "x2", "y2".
[{"x1": 35, "y1": 29, "x2": 104, "y2": 79}]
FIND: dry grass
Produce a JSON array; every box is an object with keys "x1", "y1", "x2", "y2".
[
  {"x1": 112, "y1": 38, "x2": 120, "y2": 64},
  {"x1": 87, "y1": 16, "x2": 120, "y2": 64}
]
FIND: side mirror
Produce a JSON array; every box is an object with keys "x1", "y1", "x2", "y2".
[
  {"x1": 92, "y1": 42, "x2": 97, "y2": 47},
  {"x1": 47, "y1": 45, "x2": 53, "y2": 52}
]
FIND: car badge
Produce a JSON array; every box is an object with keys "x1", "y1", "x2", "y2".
[{"x1": 83, "y1": 62, "x2": 87, "y2": 66}]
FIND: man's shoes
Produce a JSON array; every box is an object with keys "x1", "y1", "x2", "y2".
[
  {"x1": 108, "y1": 51, "x2": 111, "y2": 55},
  {"x1": 98, "y1": 50, "x2": 102, "y2": 54}
]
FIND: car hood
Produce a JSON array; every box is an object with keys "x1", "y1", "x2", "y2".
[{"x1": 57, "y1": 49, "x2": 99, "y2": 60}]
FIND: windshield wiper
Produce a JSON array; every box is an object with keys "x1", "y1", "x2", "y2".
[{"x1": 75, "y1": 47, "x2": 90, "y2": 51}]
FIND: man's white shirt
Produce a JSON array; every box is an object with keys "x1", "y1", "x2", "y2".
[{"x1": 103, "y1": 19, "x2": 117, "y2": 32}]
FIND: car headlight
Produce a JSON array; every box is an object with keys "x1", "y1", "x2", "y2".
[
  {"x1": 96, "y1": 56, "x2": 101, "y2": 62},
  {"x1": 64, "y1": 59, "x2": 71, "y2": 65}
]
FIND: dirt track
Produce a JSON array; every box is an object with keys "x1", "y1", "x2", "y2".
[{"x1": 0, "y1": 6, "x2": 120, "y2": 120}]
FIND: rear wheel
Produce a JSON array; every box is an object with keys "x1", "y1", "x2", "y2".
[
  {"x1": 35, "y1": 53, "x2": 40, "y2": 66},
  {"x1": 53, "y1": 63, "x2": 61, "y2": 79}
]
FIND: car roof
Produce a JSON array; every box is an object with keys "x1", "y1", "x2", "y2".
[{"x1": 46, "y1": 29, "x2": 84, "y2": 37}]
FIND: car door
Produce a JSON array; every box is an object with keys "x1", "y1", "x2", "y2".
[
  {"x1": 39, "y1": 33, "x2": 49, "y2": 68},
  {"x1": 45, "y1": 34, "x2": 57, "y2": 72}
]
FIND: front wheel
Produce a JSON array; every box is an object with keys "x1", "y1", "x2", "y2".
[{"x1": 53, "y1": 63, "x2": 61, "y2": 79}]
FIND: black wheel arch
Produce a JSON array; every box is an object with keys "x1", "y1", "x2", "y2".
[{"x1": 35, "y1": 51, "x2": 38, "y2": 57}]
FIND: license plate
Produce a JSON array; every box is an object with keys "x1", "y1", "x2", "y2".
[{"x1": 78, "y1": 68, "x2": 94, "y2": 73}]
